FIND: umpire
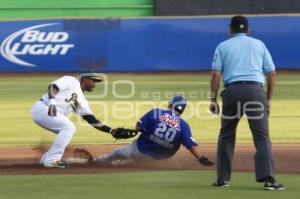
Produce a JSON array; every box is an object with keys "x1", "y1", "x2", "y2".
[{"x1": 209, "y1": 15, "x2": 284, "y2": 190}]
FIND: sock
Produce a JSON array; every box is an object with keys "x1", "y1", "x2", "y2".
[{"x1": 264, "y1": 176, "x2": 275, "y2": 183}]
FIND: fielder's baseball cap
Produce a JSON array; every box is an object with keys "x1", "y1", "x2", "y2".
[
  {"x1": 230, "y1": 15, "x2": 248, "y2": 30},
  {"x1": 79, "y1": 72, "x2": 103, "y2": 82}
]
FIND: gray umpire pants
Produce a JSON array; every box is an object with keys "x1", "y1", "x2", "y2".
[{"x1": 217, "y1": 83, "x2": 274, "y2": 182}]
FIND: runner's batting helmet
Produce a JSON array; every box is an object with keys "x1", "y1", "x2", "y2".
[{"x1": 169, "y1": 95, "x2": 187, "y2": 114}]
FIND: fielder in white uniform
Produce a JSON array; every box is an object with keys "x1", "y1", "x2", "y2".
[{"x1": 31, "y1": 72, "x2": 116, "y2": 168}]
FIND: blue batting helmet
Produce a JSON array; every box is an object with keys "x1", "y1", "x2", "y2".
[{"x1": 169, "y1": 95, "x2": 187, "y2": 114}]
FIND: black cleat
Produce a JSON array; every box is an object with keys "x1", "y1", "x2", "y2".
[
  {"x1": 264, "y1": 182, "x2": 285, "y2": 190},
  {"x1": 212, "y1": 181, "x2": 230, "y2": 187}
]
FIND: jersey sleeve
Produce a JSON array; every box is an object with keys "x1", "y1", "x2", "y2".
[
  {"x1": 211, "y1": 44, "x2": 223, "y2": 71},
  {"x1": 136, "y1": 109, "x2": 155, "y2": 133},
  {"x1": 181, "y1": 123, "x2": 198, "y2": 149},
  {"x1": 76, "y1": 99, "x2": 93, "y2": 116},
  {"x1": 52, "y1": 76, "x2": 75, "y2": 91},
  {"x1": 262, "y1": 44, "x2": 275, "y2": 74}
]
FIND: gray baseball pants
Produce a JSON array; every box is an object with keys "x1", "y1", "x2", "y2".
[
  {"x1": 216, "y1": 83, "x2": 274, "y2": 182},
  {"x1": 94, "y1": 140, "x2": 155, "y2": 165}
]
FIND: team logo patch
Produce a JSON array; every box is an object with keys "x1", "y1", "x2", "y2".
[
  {"x1": 0, "y1": 23, "x2": 74, "y2": 67},
  {"x1": 159, "y1": 113, "x2": 180, "y2": 131},
  {"x1": 65, "y1": 93, "x2": 79, "y2": 110},
  {"x1": 213, "y1": 54, "x2": 218, "y2": 62}
]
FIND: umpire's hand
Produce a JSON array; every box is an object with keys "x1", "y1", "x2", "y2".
[
  {"x1": 210, "y1": 101, "x2": 220, "y2": 115},
  {"x1": 48, "y1": 104, "x2": 57, "y2": 116}
]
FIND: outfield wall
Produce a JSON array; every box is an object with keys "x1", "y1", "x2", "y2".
[
  {"x1": 0, "y1": 16, "x2": 299, "y2": 72},
  {"x1": 155, "y1": 0, "x2": 300, "y2": 16}
]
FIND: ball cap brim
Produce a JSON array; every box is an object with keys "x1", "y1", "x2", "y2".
[{"x1": 79, "y1": 72, "x2": 103, "y2": 82}]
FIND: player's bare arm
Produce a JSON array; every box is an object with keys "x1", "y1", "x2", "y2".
[
  {"x1": 210, "y1": 70, "x2": 221, "y2": 114},
  {"x1": 188, "y1": 145, "x2": 214, "y2": 166},
  {"x1": 188, "y1": 145, "x2": 202, "y2": 159},
  {"x1": 82, "y1": 115, "x2": 137, "y2": 139},
  {"x1": 48, "y1": 84, "x2": 59, "y2": 116},
  {"x1": 266, "y1": 71, "x2": 276, "y2": 114},
  {"x1": 266, "y1": 71, "x2": 276, "y2": 101}
]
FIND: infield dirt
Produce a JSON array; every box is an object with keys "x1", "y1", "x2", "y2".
[{"x1": 0, "y1": 144, "x2": 299, "y2": 175}]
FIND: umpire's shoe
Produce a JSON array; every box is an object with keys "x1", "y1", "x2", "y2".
[
  {"x1": 212, "y1": 180, "x2": 230, "y2": 187},
  {"x1": 263, "y1": 182, "x2": 285, "y2": 190},
  {"x1": 43, "y1": 160, "x2": 69, "y2": 169}
]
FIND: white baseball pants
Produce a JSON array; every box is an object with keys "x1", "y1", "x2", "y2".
[{"x1": 31, "y1": 101, "x2": 76, "y2": 165}]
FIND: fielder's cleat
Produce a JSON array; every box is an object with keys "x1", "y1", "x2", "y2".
[
  {"x1": 212, "y1": 180, "x2": 230, "y2": 187},
  {"x1": 263, "y1": 182, "x2": 285, "y2": 190},
  {"x1": 43, "y1": 160, "x2": 69, "y2": 169}
]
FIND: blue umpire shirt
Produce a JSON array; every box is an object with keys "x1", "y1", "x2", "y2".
[{"x1": 212, "y1": 33, "x2": 275, "y2": 85}]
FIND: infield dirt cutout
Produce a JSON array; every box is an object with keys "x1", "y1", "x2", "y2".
[{"x1": 0, "y1": 144, "x2": 299, "y2": 175}]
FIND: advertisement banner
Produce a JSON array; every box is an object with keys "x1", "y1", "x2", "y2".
[{"x1": 0, "y1": 17, "x2": 299, "y2": 72}]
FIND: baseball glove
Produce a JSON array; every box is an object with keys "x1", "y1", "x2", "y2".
[
  {"x1": 198, "y1": 156, "x2": 215, "y2": 166},
  {"x1": 112, "y1": 127, "x2": 138, "y2": 139},
  {"x1": 73, "y1": 148, "x2": 94, "y2": 163}
]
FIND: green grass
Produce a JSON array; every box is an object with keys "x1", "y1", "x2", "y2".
[
  {"x1": 0, "y1": 171, "x2": 298, "y2": 199},
  {"x1": 0, "y1": 73, "x2": 299, "y2": 146},
  {"x1": 0, "y1": 0, "x2": 154, "y2": 19},
  {"x1": 0, "y1": 74, "x2": 299, "y2": 199}
]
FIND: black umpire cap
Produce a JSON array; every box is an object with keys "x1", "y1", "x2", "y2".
[{"x1": 230, "y1": 15, "x2": 248, "y2": 31}]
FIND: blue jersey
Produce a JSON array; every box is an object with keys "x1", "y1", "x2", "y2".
[{"x1": 136, "y1": 108, "x2": 197, "y2": 160}]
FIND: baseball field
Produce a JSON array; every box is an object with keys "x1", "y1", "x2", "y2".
[{"x1": 0, "y1": 73, "x2": 299, "y2": 198}]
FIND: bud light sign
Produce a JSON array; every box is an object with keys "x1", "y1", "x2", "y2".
[
  {"x1": 1, "y1": 17, "x2": 299, "y2": 72},
  {"x1": 1, "y1": 22, "x2": 74, "y2": 68}
]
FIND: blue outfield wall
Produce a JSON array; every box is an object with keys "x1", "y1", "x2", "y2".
[{"x1": 0, "y1": 16, "x2": 299, "y2": 72}]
